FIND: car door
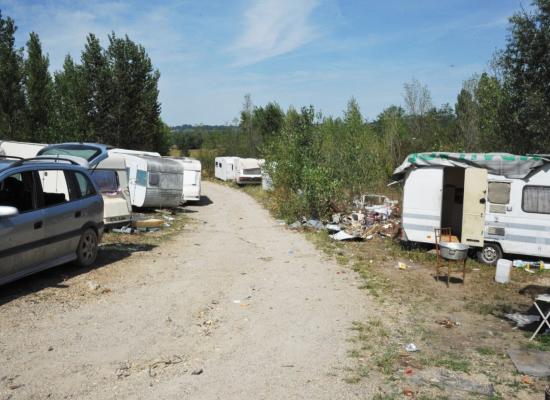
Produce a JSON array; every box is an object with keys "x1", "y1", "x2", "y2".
[
  {"x1": 0, "y1": 170, "x2": 45, "y2": 283},
  {"x1": 38, "y1": 168, "x2": 83, "y2": 264}
]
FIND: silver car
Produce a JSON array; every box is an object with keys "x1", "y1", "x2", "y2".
[{"x1": 0, "y1": 156, "x2": 104, "y2": 286}]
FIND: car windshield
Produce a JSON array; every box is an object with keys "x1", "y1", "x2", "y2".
[
  {"x1": 90, "y1": 170, "x2": 119, "y2": 193},
  {"x1": 40, "y1": 145, "x2": 101, "y2": 162}
]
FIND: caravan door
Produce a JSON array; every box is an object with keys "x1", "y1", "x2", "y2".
[
  {"x1": 402, "y1": 168, "x2": 443, "y2": 244},
  {"x1": 461, "y1": 168, "x2": 487, "y2": 246}
]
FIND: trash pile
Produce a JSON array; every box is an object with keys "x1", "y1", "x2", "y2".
[
  {"x1": 112, "y1": 210, "x2": 175, "y2": 234},
  {"x1": 287, "y1": 193, "x2": 401, "y2": 241}
]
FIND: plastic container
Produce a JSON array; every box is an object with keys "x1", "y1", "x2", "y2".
[{"x1": 495, "y1": 259, "x2": 512, "y2": 283}]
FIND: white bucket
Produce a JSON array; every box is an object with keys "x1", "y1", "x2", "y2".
[{"x1": 495, "y1": 259, "x2": 512, "y2": 284}]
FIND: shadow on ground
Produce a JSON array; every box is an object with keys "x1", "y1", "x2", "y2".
[
  {"x1": 0, "y1": 243, "x2": 156, "y2": 306},
  {"x1": 192, "y1": 195, "x2": 213, "y2": 207}
]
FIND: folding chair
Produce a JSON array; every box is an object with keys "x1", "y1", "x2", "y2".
[
  {"x1": 434, "y1": 227, "x2": 466, "y2": 287},
  {"x1": 530, "y1": 294, "x2": 550, "y2": 341}
]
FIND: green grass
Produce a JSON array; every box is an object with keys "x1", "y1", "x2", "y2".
[
  {"x1": 433, "y1": 357, "x2": 471, "y2": 373},
  {"x1": 526, "y1": 333, "x2": 550, "y2": 351},
  {"x1": 476, "y1": 346, "x2": 497, "y2": 356}
]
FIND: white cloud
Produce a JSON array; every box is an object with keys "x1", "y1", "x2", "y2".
[{"x1": 230, "y1": 0, "x2": 320, "y2": 66}]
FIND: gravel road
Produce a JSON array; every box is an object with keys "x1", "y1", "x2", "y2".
[{"x1": 0, "y1": 181, "x2": 372, "y2": 399}]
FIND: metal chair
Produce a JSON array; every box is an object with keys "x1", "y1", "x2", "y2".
[
  {"x1": 434, "y1": 227, "x2": 467, "y2": 287},
  {"x1": 530, "y1": 294, "x2": 550, "y2": 341}
]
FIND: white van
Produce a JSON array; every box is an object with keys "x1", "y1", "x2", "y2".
[
  {"x1": 215, "y1": 157, "x2": 239, "y2": 181},
  {"x1": 395, "y1": 152, "x2": 550, "y2": 264}
]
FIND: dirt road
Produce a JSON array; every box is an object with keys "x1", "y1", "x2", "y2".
[{"x1": 0, "y1": 181, "x2": 372, "y2": 399}]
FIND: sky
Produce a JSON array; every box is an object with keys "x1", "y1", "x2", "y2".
[{"x1": 0, "y1": 0, "x2": 527, "y2": 126}]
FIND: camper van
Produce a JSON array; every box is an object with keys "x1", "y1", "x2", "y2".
[
  {"x1": 234, "y1": 158, "x2": 263, "y2": 185},
  {"x1": 395, "y1": 152, "x2": 550, "y2": 264},
  {"x1": 215, "y1": 157, "x2": 239, "y2": 181},
  {"x1": 37, "y1": 143, "x2": 133, "y2": 228},
  {"x1": 114, "y1": 153, "x2": 183, "y2": 209},
  {"x1": 168, "y1": 157, "x2": 202, "y2": 202}
]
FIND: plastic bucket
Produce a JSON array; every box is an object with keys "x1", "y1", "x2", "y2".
[{"x1": 495, "y1": 259, "x2": 512, "y2": 284}]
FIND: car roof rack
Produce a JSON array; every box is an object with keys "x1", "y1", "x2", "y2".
[
  {"x1": 0, "y1": 155, "x2": 24, "y2": 160},
  {"x1": 11, "y1": 156, "x2": 82, "y2": 168}
]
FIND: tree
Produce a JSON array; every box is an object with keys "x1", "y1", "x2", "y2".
[
  {"x1": 25, "y1": 32, "x2": 53, "y2": 142},
  {"x1": 455, "y1": 77, "x2": 480, "y2": 151},
  {"x1": 81, "y1": 34, "x2": 112, "y2": 143},
  {"x1": 239, "y1": 93, "x2": 256, "y2": 156},
  {"x1": 497, "y1": 0, "x2": 550, "y2": 152},
  {"x1": 107, "y1": 33, "x2": 161, "y2": 150},
  {"x1": 0, "y1": 12, "x2": 25, "y2": 139},
  {"x1": 52, "y1": 55, "x2": 87, "y2": 141},
  {"x1": 475, "y1": 73, "x2": 504, "y2": 151},
  {"x1": 403, "y1": 78, "x2": 433, "y2": 147}
]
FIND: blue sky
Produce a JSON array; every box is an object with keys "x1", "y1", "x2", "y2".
[{"x1": 0, "y1": 0, "x2": 525, "y2": 125}]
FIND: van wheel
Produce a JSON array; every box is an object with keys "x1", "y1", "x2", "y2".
[
  {"x1": 476, "y1": 243, "x2": 502, "y2": 265},
  {"x1": 76, "y1": 228, "x2": 98, "y2": 267}
]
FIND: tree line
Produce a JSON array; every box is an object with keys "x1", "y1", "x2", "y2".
[
  {"x1": 0, "y1": 11, "x2": 169, "y2": 152},
  {"x1": 175, "y1": 0, "x2": 550, "y2": 219}
]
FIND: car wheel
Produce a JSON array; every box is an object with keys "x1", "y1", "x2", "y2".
[
  {"x1": 476, "y1": 243, "x2": 503, "y2": 265},
  {"x1": 76, "y1": 228, "x2": 98, "y2": 267}
]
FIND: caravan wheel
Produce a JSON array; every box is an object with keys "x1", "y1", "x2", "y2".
[{"x1": 476, "y1": 243, "x2": 503, "y2": 265}]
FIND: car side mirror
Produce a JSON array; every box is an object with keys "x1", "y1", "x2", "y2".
[{"x1": 0, "y1": 206, "x2": 19, "y2": 218}]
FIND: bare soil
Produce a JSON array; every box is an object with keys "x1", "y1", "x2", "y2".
[{"x1": 0, "y1": 181, "x2": 375, "y2": 399}]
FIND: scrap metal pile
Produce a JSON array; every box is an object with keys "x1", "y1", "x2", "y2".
[{"x1": 288, "y1": 194, "x2": 401, "y2": 241}]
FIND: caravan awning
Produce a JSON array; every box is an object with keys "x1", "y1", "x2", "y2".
[{"x1": 392, "y1": 152, "x2": 550, "y2": 180}]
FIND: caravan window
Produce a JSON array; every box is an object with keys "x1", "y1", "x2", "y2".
[
  {"x1": 488, "y1": 182, "x2": 511, "y2": 204},
  {"x1": 149, "y1": 172, "x2": 160, "y2": 186},
  {"x1": 522, "y1": 186, "x2": 550, "y2": 214},
  {"x1": 90, "y1": 170, "x2": 119, "y2": 193}
]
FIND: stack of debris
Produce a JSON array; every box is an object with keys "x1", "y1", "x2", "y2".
[
  {"x1": 288, "y1": 193, "x2": 401, "y2": 241},
  {"x1": 112, "y1": 211, "x2": 174, "y2": 234}
]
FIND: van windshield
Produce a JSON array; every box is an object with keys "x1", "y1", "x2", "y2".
[
  {"x1": 40, "y1": 145, "x2": 101, "y2": 161},
  {"x1": 90, "y1": 170, "x2": 119, "y2": 193}
]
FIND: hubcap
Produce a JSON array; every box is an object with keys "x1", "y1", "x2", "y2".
[
  {"x1": 80, "y1": 231, "x2": 97, "y2": 262},
  {"x1": 482, "y1": 246, "x2": 497, "y2": 263}
]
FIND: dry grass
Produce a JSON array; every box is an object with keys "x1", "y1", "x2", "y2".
[{"x1": 231, "y1": 182, "x2": 549, "y2": 398}]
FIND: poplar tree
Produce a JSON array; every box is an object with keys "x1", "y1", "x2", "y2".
[
  {"x1": 0, "y1": 12, "x2": 25, "y2": 139},
  {"x1": 25, "y1": 32, "x2": 52, "y2": 142}
]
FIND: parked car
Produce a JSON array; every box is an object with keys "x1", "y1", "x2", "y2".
[
  {"x1": 0, "y1": 156, "x2": 104, "y2": 286},
  {"x1": 37, "y1": 143, "x2": 132, "y2": 228}
]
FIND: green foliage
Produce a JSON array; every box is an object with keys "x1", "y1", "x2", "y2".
[
  {"x1": 24, "y1": 32, "x2": 53, "y2": 142},
  {"x1": 0, "y1": 10, "x2": 164, "y2": 152},
  {"x1": 0, "y1": 11, "x2": 25, "y2": 139},
  {"x1": 497, "y1": 0, "x2": 550, "y2": 153}
]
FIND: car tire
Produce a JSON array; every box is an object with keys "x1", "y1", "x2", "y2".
[
  {"x1": 476, "y1": 243, "x2": 503, "y2": 265},
  {"x1": 76, "y1": 228, "x2": 99, "y2": 268}
]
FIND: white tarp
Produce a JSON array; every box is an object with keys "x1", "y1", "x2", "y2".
[{"x1": 393, "y1": 153, "x2": 549, "y2": 180}]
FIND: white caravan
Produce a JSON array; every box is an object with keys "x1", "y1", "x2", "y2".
[
  {"x1": 0, "y1": 140, "x2": 46, "y2": 158},
  {"x1": 215, "y1": 157, "x2": 239, "y2": 181},
  {"x1": 110, "y1": 148, "x2": 161, "y2": 157},
  {"x1": 168, "y1": 157, "x2": 202, "y2": 202},
  {"x1": 89, "y1": 155, "x2": 132, "y2": 227},
  {"x1": 37, "y1": 143, "x2": 133, "y2": 228},
  {"x1": 115, "y1": 153, "x2": 183, "y2": 208},
  {"x1": 234, "y1": 158, "x2": 263, "y2": 185},
  {"x1": 395, "y1": 152, "x2": 550, "y2": 264}
]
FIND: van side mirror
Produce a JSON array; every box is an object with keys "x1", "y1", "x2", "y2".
[{"x1": 0, "y1": 206, "x2": 19, "y2": 218}]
